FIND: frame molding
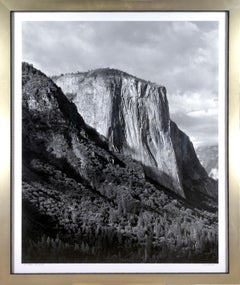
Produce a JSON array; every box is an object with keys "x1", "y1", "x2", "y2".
[{"x1": 1, "y1": 0, "x2": 240, "y2": 284}]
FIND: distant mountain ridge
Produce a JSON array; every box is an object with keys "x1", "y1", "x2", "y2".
[
  {"x1": 196, "y1": 145, "x2": 218, "y2": 180},
  {"x1": 53, "y1": 68, "x2": 217, "y2": 202}
]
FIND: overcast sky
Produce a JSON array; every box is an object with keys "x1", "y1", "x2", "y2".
[{"x1": 22, "y1": 20, "x2": 219, "y2": 148}]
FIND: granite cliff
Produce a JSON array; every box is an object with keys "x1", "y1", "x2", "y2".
[{"x1": 53, "y1": 69, "x2": 217, "y2": 201}]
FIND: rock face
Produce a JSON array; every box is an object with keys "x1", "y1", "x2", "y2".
[
  {"x1": 22, "y1": 63, "x2": 118, "y2": 193},
  {"x1": 53, "y1": 69, "x2": 217, "y2": 200},
  {"x1": 21, "y1": 62, "x2": 218, "y2": 263},
  {"x1": 170, "y1": 122, "x2": 217, "y2": 202}
]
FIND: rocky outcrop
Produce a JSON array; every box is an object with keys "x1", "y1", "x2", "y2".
[
  {"x1": 170, "y1": 122, "x2": 217, "y2": 202},
  {"x1": 53, "y1": 69, "x2": 217, "y2": 200}
]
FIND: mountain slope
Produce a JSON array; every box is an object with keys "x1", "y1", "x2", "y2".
[
  {"x1": 53, "y1": 68, "x2": 217, "y2": 200},
  {"x1": 22, "y1": 62, "x2": 218, "y2": 263}
]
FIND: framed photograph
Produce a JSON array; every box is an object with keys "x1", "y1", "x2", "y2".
[
  {"x1": 12, "y1": 10, "x2": 228, "y2": 274},
  {"x1": 0, "y1": 0, "x2": 240, "y2": 284}
]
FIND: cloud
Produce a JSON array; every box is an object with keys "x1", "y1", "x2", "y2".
[
  {"x1": 168, "y1": 90, "x2": 218, "y2": 147},
  {"x1": 171, "y1": 111, "x2": 218, "y2": 147},
  {"x1": 22, "y1": 20, "x2": 219, "y2": 148}
]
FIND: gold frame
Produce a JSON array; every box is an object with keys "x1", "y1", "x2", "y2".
[{"x1": 1, "y1": 0, "x2": 240, "y2": 284}]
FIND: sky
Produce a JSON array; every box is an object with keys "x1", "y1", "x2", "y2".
[{"x1": 22, "y1": 20, "x2": 219, "y2": 148}]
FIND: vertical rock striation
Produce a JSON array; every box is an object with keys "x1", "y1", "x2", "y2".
[{"x1": 53, "y1": 68, "x2": 217, "y2": 200}]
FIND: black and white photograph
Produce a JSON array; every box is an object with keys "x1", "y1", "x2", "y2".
[{"x1": 12, "y1": 12, "x2": 227, "y2": 273}]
